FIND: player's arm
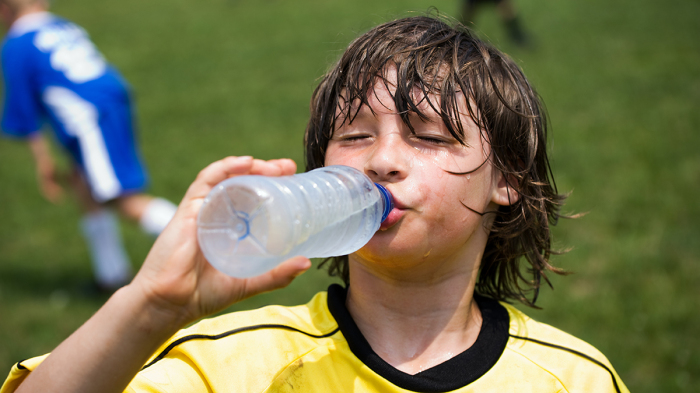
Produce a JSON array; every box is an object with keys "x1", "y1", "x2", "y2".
[
  {"x1": 2, "y1": 39, "x2": 57, "y2": 203},
  {"x1": 26, "y1": 133, "x2": 64, "y2": 204},
  {"x1": 14, "y1": 156, "x2": 312, "y2": 393}
]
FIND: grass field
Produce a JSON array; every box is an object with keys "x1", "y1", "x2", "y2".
[{"x1": 1, "y1": 0, "x2": 698, "y2": 391}]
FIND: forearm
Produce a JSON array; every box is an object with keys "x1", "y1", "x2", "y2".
[
  {"x1": 16, "y1": 285, "x2": 185, "y2": 393},
  {"x1": 12, "y1": 156, "x2": 309, "y2": 392}
]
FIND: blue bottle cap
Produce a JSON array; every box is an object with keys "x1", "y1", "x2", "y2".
[{"x1": 374, "y1": 183, "x2": 394, "y2": 223}]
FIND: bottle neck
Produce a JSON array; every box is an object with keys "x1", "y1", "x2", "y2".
[{"x1": 374, "y1": 183, "x2": 394, "y2": 223}]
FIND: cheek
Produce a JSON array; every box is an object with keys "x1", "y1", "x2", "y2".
[
  {"x1": 458, "y1": 171, "x2": 498, "y2": 216},
  {"x1": 415, "y1": 174, "x2": 466, "y2": 223},
  {"x1": 431, "y1": 175, "x2": 488, "y2": 223},
  {"x1": 324, "y1": 145, "x2": 361, "y2": 167},
  {"x1": 432, "y1": 179, "x2": 488, "y2": 244}
]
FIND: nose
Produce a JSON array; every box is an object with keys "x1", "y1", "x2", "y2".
[{"x1": 364, "y1": 133, "x2": 409, "y2": 183}]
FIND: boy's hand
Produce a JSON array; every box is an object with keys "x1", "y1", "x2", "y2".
[
  {"x1": 27, "y1": 133, "x2": 65, "y2": 204},
  {"x1": 35, "y1": 161, "x2": 65, "y2": 204},
  {"x1": 129, "y1": 156, "x2": 311, "y2": 328}
]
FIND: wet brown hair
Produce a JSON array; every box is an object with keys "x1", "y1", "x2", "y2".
[{"x1": 304, "y1": 14, "x2": 568, "y2": 307}]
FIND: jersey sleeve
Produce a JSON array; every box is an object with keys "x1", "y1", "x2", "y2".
[
  {"x1": 503, "y1": 304, "x2": 630, "y2": 393},
  {"x1": 0, "y1": 349, "x2": 211, "y2": 393},
  {"x1": 0, "y1": 355, "x2": 49, "y2": 393},
  {"x1": 1, "y1": 39, "x2": 43, "y2": 138}
]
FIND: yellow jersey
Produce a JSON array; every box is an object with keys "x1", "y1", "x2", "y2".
[{"x1": 2, "y1": 284, "x2": 628, "y2": 392}]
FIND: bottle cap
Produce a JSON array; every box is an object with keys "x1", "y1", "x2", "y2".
[{"x1": 374, "y1": 183, "x2": 394, "y2": 223}]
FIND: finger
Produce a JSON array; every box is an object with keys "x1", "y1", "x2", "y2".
[
  {"x1": 249, "y1": 158, "x2": 297, "y2": 177},
  {"x1": 183, "y1": 156, "x2": 254, "y2": 201},
  {"x1": 243, "y1": 256, "x2": 312, "y2": 296},
  {"x1": 185, "y1": 157, "x2": 297, "y2": 203},
  {"x1": 267, "y1": 159, "x2": 298, "y2": 176}
]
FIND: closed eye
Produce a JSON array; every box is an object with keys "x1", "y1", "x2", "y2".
[
  {"x1": 417, "y1": 136, "x2": 447, "y2": 144},
  {"x1": 412, "y1": 132, "x2": 455, "y2": 146},
  {"x1": 342, "y1": 134, "x2": 370, "y2": 141},
  {"x1": 330, "y1": 132, "x2": 373, "y2": 144}
]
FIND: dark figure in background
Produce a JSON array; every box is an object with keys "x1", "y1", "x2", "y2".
[{"x1": 460, "y1": 0, "x2": 530, "y2": 48}]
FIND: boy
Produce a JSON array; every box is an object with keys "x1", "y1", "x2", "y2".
[
  {"x1": 1, "y1": 15, "x2": 628, "y2": 392},
  {"x1": 0, "y1": 0, "x2": 177, "y2": 290}
]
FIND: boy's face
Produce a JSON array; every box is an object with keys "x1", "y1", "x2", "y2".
[{"x1": 325, "y1": 66, "x2": 515, "y2": 278}]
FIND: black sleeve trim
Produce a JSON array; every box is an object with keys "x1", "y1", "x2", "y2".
[
  {"x1": 142, "y1": 324, "x2": 340, "y2": 370},
  {"x1": 509, "y1": 334, "x2": 622, "y2": 393},
  {"x1": 16, "y1": 359, "x2": 28, "y2": 370}
]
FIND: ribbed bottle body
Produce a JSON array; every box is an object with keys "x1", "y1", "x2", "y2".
[{"x1": 197, "y1": 165, "x2": 389, "y2": 278}]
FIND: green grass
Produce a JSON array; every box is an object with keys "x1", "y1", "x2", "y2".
[{"x1": 1, "y1": 0, "x2": 698, "y2": 391}]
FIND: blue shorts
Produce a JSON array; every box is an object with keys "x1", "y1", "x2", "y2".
[{"x1": 44, "y1": 86, "x2": 149, "y2": 203}]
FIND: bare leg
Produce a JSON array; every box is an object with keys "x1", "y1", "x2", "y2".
[
  {"x1": 495, "y1": 0, "x2": 530, "y2": 47},
  {"x1": 114, "y1": 194, "x2": 177, "y2": 237},
  {"x1": 459, "y1": 0, "x2": 480, "y2": 26},
  {"x1": 69, "y1": 168, "x2": 132, "y2": 290},
  {"x1": 69, "y1": 166, "x2": 176, "y2": 290},
  {"x1": 113, "y1": 194, "x2": 154, "y2": 221},
  {"x1": 68, "y1": 167, "x2": 102, "y2": 213},
  {"x1": 495, "y1": 0, "x2": 517, "y2": 20}
]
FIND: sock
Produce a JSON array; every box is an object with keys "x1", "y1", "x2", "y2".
[
  {"x1": 139, "y1": 197, "x2": 177, "y2": 236},
  {"x1": 80, "y1": 209, "x2": 132, "y2": 289}
]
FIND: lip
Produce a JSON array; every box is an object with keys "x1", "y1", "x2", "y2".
[
  {"x1": 379, "y1": 190, "x2": 407, "y2": 230},
  {"x1": 388, "y1": 193, "x2": 407, "y2": 210},
  {"x1": 379, "y1": 207, "x2": 404, "y2": 230}
]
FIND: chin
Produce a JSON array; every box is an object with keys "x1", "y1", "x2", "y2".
[{"x1": 354, "y1": 243, "x2": 428, "y2": 268}]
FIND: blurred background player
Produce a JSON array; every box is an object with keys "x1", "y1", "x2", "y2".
[
  {"x1": 459, "y1": 0, "x2": 530, "y2": 48},
  {"x1": 0, "y1": 0, "x2": 177, "y2": 291}
]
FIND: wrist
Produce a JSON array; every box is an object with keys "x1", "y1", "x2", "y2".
[{"x1": 113, "y1": 284, "x2": 190, "y2": 341}]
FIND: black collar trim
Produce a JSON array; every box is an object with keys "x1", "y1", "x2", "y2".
[{"x1": 326, "y1": 284, "x2": 510, "y2": 392}]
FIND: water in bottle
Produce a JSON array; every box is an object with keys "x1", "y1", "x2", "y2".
[{"x1": 197, "y1": 165, "x2": 393, "y2": 278}]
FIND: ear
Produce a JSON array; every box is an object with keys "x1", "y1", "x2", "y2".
[{"x1": 491, "y1": 170, "x2": 519, "y2": 206}]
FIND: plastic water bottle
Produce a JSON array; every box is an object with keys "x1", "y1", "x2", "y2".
[{"x1": 197, "y1": 165, "x2": 393, "y2": 278}]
